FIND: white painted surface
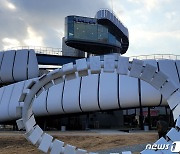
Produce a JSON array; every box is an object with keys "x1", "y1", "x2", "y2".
[
  {"x1": 47, "y1": 82, "x2": 64, "y2": 114},
  {"x1": 0, "y1": 52, "x2": 4, "y2": 83},
  {"x1": 158, "y1": 60, "x2": 179, "y2": 106},
  {"x1": 50, "y1": 139, "x2": 64, "y2": 154},
  {"x1": 176, "y1": 60, "x2": 180, "y2": 82},
  {"x1": 63, "y1": 76, "x2": 81, "y2": 113},
  {"x1": 119, "y1": 75, "x2": 139, "y2": 108},
  {"x1": 158, "y1": 60, "x2": 179, "y2": 87},
  {"x1": 99, "y1": 72, "x2": 119, "y2": 110},
  {"x1": 8, "y1": 81, "x2": 25, "y2": 119},
  {"x1": 117, "y1": 56, "x2": 129, "y2": 75},
  {"x1": 104, "y1": 55, "x2": 115, "y2": 72},
  {"x1": 33, "y1": 90, "x2": 48, "y2": 116},
  {"x1": 0, "y1": 50, "x2": 15, "y2": 83},
  {"x1": 141, "y1": 60, "x2": 161, "y2": 106},
  {"x1": 89, "y1": 56, "x2": 101, "y2": 74},
  {"x1": 27, "y1": 125, "x2": 43, "y2": 145},
  {"x1": 13, "y1": 50, "x2": 28, "y2": 81},
  {"x1": 38, "y1": 133, "x2": 53, "y2": 153},
  {"x1": 28, "y1": 49, "x2": 39, "y2": 79},
  {"x1": 0, "y1": 50, "x2": 39, "y2": 84},
  {"x1": 80, "y1": 74, "x2": 100, "y2": 112},
  {"x1": 0, "y1": 84, "x2": 14, "y2": 121}
]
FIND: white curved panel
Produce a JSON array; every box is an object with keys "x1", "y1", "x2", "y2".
[
  {"x1": 8, "y1": 81, "x2": 25, "y2": 119},
  {"x1": 28, "y1": 49, "x2": 39, "y2": 79},
  {"x1": 119, "y1": 75, "x2": 139, "y2": 108},
  {"x1": 32, "y1": 90, "x2": 48, "y2": 116},
  {"x1": 0, "y1": 52, "x2": 4, "y2": 83},
  {"x1": 99, "y1": 72, "x2": 119, "y2": 110},
  {"x1": 0, "y1": 86, "x2": 5, "y2": 104},
  {"x1": 24, "y1": 78, "x2": 37, "y2": 90},
  {"x1": 63, "y1": 76, "x2": 81, "y2": 113},
  {"x1": 141, "y1": 60, "x2": 161, "y2": 106},
  {"x1": 0, "y1": 84, "x2": 14, "y2": 121},
  {"x1": 80, "y1": 74, "x2": 99, "y2": 112},
  {"x1": 158, "y1": 60, "x2": 179, "y2": 87},
  {"x1": 13, "y1": 50, "x2": 28, "y2": 81},
  {"x1": 141, "y1": 81, "x2": 162, "y2": 107},
  {"x1": 0, "y1": 50, "x2": 15, "y2": 83},
  {"x1": 158, "y1": 60, "x2": 179, "y2": 106},
  {"x1": 47, "y1": 82, "x2": 64, "y2": 115},
  {"x1": 176, "y1": 60, "x2": 180, "y2": 81},
  {"x1": 0, "y1": 52, "x2": 4, "y2": 66}
]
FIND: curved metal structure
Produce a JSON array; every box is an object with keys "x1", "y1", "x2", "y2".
[
  {"x1": 13, "y1": 54, "x2": 180, "y2": 154},
  {"x1": 0, "y1": 50, "x2": 179, "y2": 153},
  {"x1": 1, "y1": 56, "x2": 180, "y2": 122},
  {"x1": 0, "y1": 49, "x2": 39, "y2": 84}
]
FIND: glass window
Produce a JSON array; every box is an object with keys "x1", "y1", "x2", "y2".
[
  {"x1": 98, "y1": 25, "x2": 108, "y2": 43},
  {"x1": 116, "y1": 39, "x2": 121, "y2": 47},
  {"x1": 86, "y1": 24, "x2": 97, "y2": 41},
  {"x1": 108, "y1": 32, "x2": 116, "y2": 45},
  {"x1": 68, "y1": 23, "x2": 74, "y2": 38},
  {"x1": 74, "y1": 22, "x2": 86, "y2": 39},
  {"x1": 74, "y1": 22, "x2": 98, "y2": 41},
  {"x1": 67, "y1": 16, "x2": 74, "y2": 24}
]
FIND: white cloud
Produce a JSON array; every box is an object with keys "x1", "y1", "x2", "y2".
[
  {"x1": 6, "y1": 1, "x2": 16, "y2": 10},
  {"x1": 0, "y1": 0, "x2": 179, "y2": 57},
  {"x1": 131, "y1": 29, "x2": 180, "y2": 41},
  {"x1": 165, "y1": 11, "x2": 176, "y2": 19},
  {"x1": 127, "y1": 0, "x2": 170, "y2": 11},
  {"x1": 24, "y1": 27, "x2": 44, "y2": 46},
  {"x1": 2, "y1": 38, "x2": 20, "y2": 50}
]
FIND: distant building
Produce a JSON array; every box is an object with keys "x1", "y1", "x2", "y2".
[
  {"x1": 64, "y1": 9, "x2": 129, "y2": 55},
  {"x1": 62, "y1": 37, "x2": 85, "y2": 57}
]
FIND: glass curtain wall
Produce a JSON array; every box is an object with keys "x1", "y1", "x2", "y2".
[{"x1": 65, "y1": 16, "x2": 121, "y2": 47}]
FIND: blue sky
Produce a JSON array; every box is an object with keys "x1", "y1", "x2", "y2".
[{"x1": 0, "y1": 0, "x2": 179, "y2": 56}]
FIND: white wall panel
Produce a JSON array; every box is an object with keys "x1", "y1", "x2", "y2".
[
  {"x1": 0, "y1": 52, "x2": 4, "y2": 83},
  {"x1": 32, "y1": 90, "x2": 49, "y2": 116},
  {"x1": 28, "y1": 50, "x2": 39, "y2": 79},
  {"x1": 0, "y1": 50, "x2": 15, "y2": 83},
  {"x1": 119, "y1": 75, "x2": 139, "y2": 108},
  {"x1": 158, "y1": 60, "x2": 179, "y2": 106},
  {"x1": 99, "y1": 72, "x2": 119, "y2": 110},
  {"x1": 176, "y1": 60, "x2": 180, "y2": 81},
  {"x1": 0, "y1": 87, "x2": 5, "y2": 104},
  {"x1": 8, "y1": 81, "x2": 25, "y2": 119},
  {"x1": 80, "y1": 74, "x2": 100, "y2": 112},
  {"x1": 13, "y1": 50, "x2": 28, "y2": 81},
  {"x1": 158, "y1": 60, "x2": 179, "y2": 87},
  {"x1": 141, "y1": 60, "x2": 161, "y2": 106},
  {"x1": 141, "y1": 81, "x2": 162, "y2": 107},
  {"x1": 63, "y1": 76, "x2": 81, "y2": 113},
  {"x1": 0, "y1": 84, "x2": 14, "y2": 121},
  {"x1": 47, "y1": 82, "x2": 64, "y2": 115}
]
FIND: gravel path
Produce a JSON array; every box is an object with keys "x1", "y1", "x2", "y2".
[{"x1": 96, "y1": 143, "x2": 150, "y2": 154}]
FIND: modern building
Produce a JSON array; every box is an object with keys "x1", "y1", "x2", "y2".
[
  {"x1": 0, "y1": 9, "x2": 179, "y2": 132},
  {"x1": 62, "y1": 37, "x2": 85, "y2": 57},
  {"x1": 64, "y1": 10, "x2": 129, "y2": 55}
]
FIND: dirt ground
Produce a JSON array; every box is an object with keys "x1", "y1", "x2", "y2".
[{"x1": 0, "y1": 131, "x2": 158, "y2": 154}]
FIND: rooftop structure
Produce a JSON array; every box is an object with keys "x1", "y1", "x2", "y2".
[{"x1": 64, "y1": 9, "x2": 129, "y2": 55}]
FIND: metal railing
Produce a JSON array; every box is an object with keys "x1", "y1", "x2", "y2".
[
  {"x1": 130, "y1": 54, "x2": 180, "y2": 61},
  {"x1": 5, "y1": 46, "x2": 180, "y2": 61},
  {"x1": 10, "y1": 46, "x2": 63, "y2": 56}
]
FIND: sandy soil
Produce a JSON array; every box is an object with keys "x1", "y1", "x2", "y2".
[{"x1": 0, "y1": 131, "x2": 158, "y2": 154}]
